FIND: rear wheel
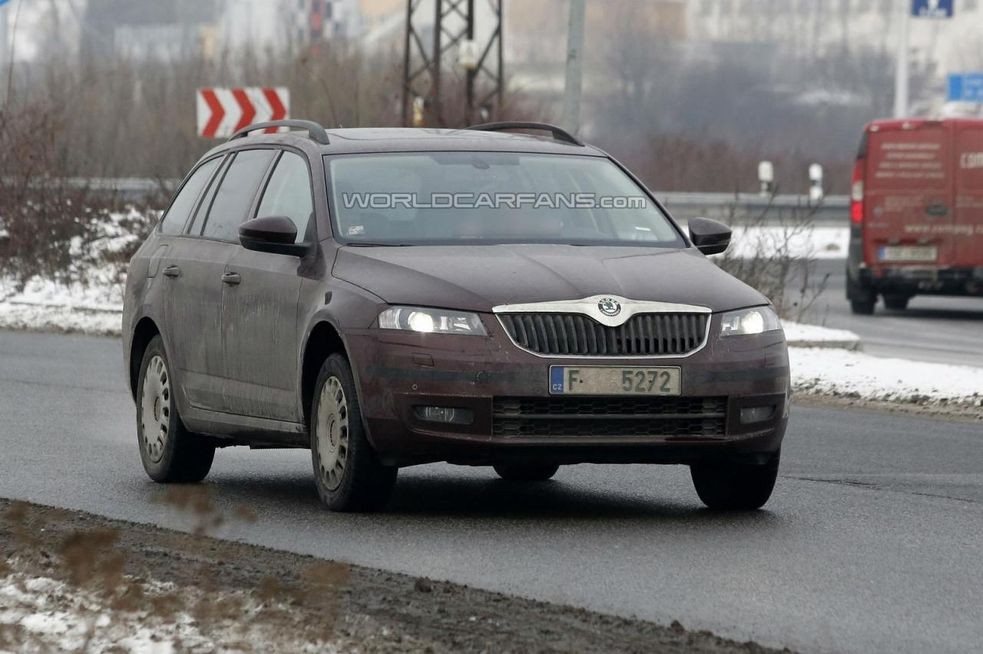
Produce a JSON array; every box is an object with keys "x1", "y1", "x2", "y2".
[
  {"x1": 493, "y1": 462, "x2": 560, "y2": 481},
  {"x1": 136, "y1": 336, "x2": 214, "y2": 483},
  {"x1": 311, "y1": 354, "x2": 397, "y2": 512},
  {"x1": 846, "y1": 271, "x2": 876, "y2": 315},
  {"x1": 850, "y1": 299, "x2": 875, "y2": 315},
  {"x1": 690, "y1": 452, "x2": 779, "y2": 511},
  {"x1": 883, "y1": 295, "x2": 910, "y2": 311}
]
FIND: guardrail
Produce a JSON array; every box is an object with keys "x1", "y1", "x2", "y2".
[
  {"x1": 42, "y1": 178, "x2": 850, "y2": 226},
  {"x1": 655, "y1": 192, "x2": 847, "y2": 226}
]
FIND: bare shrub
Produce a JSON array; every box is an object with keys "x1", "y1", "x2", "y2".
[{"x1": 714, "y1": 194, "x2": 829, "y2": 321}]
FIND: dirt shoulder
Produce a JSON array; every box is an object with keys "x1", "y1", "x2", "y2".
[{"x1": 0, "y1": 498, "x2": 787, "y2": 653}]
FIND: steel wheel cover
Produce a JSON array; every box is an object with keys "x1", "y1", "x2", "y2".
[
  {"x1": 316, "y1": 376, "x2": 350, "y2": 491},
  {"x1": 140, "y1": 355, "x2": 170, "y2": 464}
]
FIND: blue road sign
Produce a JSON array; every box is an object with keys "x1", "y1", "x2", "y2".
[
  {"x1": 912, "y1": 0, "x2": 954, "y2": 18},
  {"x1": 948, "y1": 74, "x2": 983, "y2": 103},
  {"x1": 0, "y1": 0, "x2": 10, "y2": 7}
]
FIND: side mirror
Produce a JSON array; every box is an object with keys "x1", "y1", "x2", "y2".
[
  {"x1": 239, "y1": 216, "x2": 309, "y2": 256},
  {"x1": 688, "y1": 217, "x2": 731, "y2": 256}
]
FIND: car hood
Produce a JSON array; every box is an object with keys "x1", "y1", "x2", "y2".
[{"x1": 333, "y1": 244, "x2": 767, "y2": 313}]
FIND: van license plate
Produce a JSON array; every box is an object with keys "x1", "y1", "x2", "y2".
[
  {"x1": 549, "y1": 366, "x2": 681, "y2": 396},
  {"x1": 878, "y1": 246, "x2": 937, "y2": 262}
]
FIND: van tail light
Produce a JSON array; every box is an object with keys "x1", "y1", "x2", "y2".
[{"x1": 850, "y1": 159, "x2": 865, "y2": 224}]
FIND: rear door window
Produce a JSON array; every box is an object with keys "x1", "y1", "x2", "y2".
[
  {"x1": 158, "y1": 157, "x2": 221, "y2": 235},
  {"x1": 255, "y1": 152, "x2": 315, "y2": 243},
  {"x1": 200, "y1": 150, "x2": 276, "y2": 241}
]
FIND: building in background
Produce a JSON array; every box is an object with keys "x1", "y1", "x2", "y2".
[
  {"x1": 289, "y1": 0, "x2": 362, "y2": 45},
  {"x1": 81, "y1": 0, "x2": 219, "y2": 61}
]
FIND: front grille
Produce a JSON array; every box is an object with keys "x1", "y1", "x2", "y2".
[
  {"x1": 492, "y1": 396, "x2": 727, "y2": 438},
  {"x1": 498, "y1": 312, "x2": 708, "y2": 357}
]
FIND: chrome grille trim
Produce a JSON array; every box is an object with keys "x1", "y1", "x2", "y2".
[
  {"x1": 492, "y1": 295, "x2": 711, "y2": 328},
  {"x1": 496, "y1": 311, "x2": 712, "y2": 359}
]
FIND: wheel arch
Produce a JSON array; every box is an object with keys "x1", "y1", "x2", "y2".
[
  {"x1": 301, "y1": 320, "x2": 349, "y2": 428},
  {"x1": 129, "y1": 317, "x2": 161, "y2": 401}
]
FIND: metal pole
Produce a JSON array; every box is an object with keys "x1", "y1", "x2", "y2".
[
  {"x1": 431, "y1": 0, "x2": 443, "y2": 125},
  {"x1": 893, "y1": 0, "x2": 910, "y2": 118},
  {"x1": 465, "y1": 0, "x2": 474, "y2": 124},
  {"x1": 561, "y1": 0, "x2": 585, "y2": 136},
  {"x1": 0, "y1": 4, "x2": 8, "y2": 103},
  {"x1": 402, "y1": 0, "x2": 412, "y2": 126}
]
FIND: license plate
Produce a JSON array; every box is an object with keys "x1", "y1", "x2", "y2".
[
  {"x1": 549, "y1": 366, "x2": 681, "y2": 396},
  {"x1": 878, "y1": 245, "x2": 937, "y2": 262}
]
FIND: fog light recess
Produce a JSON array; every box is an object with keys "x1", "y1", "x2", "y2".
[
  {"x1": 414, "y1": 406, "x2": 474, "y2": 425},
  {"x1": 740, "y1": 405, "x2": 776, "y2": 425}
]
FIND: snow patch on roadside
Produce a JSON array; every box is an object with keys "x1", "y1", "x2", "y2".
[
  {"x1": 782, "y1": 320, "x2": 861, "y2": 350},
  {"x1": 726, "y1": 225, "x2": 848, "y2": 260},
  {"x1": 0, "y1": 572, "x2": 338, "y2": 653},
  {"x1": 790, "y1": 347, "x2": 983, "y2": 407}
]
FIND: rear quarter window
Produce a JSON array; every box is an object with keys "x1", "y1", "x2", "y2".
[{"x1": 158, "y1": 157, "x2": 221, "y2": 235}]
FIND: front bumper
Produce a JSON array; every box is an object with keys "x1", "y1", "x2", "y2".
[{"x1": 346, "y1": 314, "x2": 790, "y2": 466}]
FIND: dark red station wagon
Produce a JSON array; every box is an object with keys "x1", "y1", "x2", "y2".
[{"x1": 123, "y1": 121, "x2": 790, "y2": 512}]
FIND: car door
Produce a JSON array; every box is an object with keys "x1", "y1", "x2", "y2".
[
  {"x1": 159, "y1": 155, "x2": 229, "y2": 412},
  {"x1": 221, "y1": 150, "x2": 312, "y2": 423},
  {"x1": 173, "y1": 148, "x2": 277, "y2": 413}
]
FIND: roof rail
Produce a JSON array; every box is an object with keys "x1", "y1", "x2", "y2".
[
  {"x1": 466, "y1": 121, "x2": 583, "y2": 146},
  {"x1": 229, "y1": 120, "x2": 330, "y2": 145}
]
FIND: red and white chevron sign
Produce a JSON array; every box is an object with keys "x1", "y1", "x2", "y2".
[{"x1": 196, "y1": 87, "x2": 290, "y2": 139}]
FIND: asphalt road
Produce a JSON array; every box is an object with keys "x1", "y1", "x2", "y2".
[
  {"x1": 800, "y1": 259, "x2": 983, "y2": 367},
  {"x1": 1, "y1": 330, "x2": 981, "y2": 653}
]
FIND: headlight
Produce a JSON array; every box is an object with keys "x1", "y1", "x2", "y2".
[
  {"x1": 720, "y1": 306, "x2": 781, "y2": 337},
  {"x1": 378, "y1": 306, "x2": 487, "y2": 335}
]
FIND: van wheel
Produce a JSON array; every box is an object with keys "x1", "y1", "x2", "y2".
[
  {"x1": 493, "y1": 463, "x2": 559, "y2": 481},
  {"x1": 883, "y1": 295, "x2": 910, "y2": 311},
  {"x1": 850, "y1": 299, "x2": 875, "y2": 315},
  {"x1": 311, "y1": 354, "x2": 397, "y2": 512},
  {"x1": 690, "y1": 452, "x2": 779, "y2": 511},
  {"x1": 136, "y1": 336, "x2": 215, "y2": 483}
]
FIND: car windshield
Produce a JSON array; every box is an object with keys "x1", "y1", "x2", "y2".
[{"x1": 325, "y1": 152, "x2": 684, "y2": 247}]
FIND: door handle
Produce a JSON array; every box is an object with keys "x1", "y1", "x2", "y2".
[
  {"x1": 221, "y1": 272, "x2": 242, "y2": 285},
  {"x1": 162, "y1": 265, "x2": 181, "y2": 278}
]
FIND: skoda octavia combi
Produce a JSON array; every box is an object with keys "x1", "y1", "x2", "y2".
[{"x1": 123, "y1": 120, "x2": 790, "y2": 512}]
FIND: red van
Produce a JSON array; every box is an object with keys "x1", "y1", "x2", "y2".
[{"x1": 847, "y1": 118, "x2": 983, "y2": 314}]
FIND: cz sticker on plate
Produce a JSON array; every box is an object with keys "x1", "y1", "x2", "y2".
[{"x1": 549, "y1": 366, "x2": 681, "y2": 396}]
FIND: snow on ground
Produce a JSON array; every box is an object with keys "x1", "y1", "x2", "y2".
[
  {"x1": 781, "y1": 320, "x2": 861, "y2": 350},
  {"x1": 790, "y1": 347, "x2": 983, "y2": 406},
  {"x1": 0, "y1": 571, "x2": 337, "y2": 653},
  {"x1": 727, "y1": 225, "x2": 849, "y2": 260}
]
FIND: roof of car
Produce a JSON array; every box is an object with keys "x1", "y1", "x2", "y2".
[{"x1": 204, "y1": 126, "x2": 607, "y2": 158}]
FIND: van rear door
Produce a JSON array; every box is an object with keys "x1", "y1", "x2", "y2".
[
  {"x1": 863, "y1": 122, "x2": 954, "y2": 268},
  {"x1": 952, "y1": 121, "x2": 983, "y2": 269}
]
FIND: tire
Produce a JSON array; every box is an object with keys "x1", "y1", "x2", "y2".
[
  {"x1": 136, "y1": 336, "x2": 215, "y2": 483},
  {"x1": 690, "y1": 452, "x2": 780, "y2": 511},
  {"x1": 883, "y1": 295, "x2": 910, "y2": 311},
  {"x1": 493, "y1": 462, "x2": 560, "y2": 481},
  {"x1": 850, "y1": 299, "x2": 875, "y2": 315},
  {"x1": 311, "y1": 354, "x2": 397, "y2": 512}
]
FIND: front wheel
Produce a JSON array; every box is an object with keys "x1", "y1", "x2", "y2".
[
  {"x1": 493, "y1": 462, "x2": 559, "y2": 481},
  {"x1": 136, "y1": 336, "x2": 214, "y2": 483},
  {"x1": 311, "y1": 354, "x2": 397, "y2": 512},
  {"x1": 690, "y1": 452, "x2": 779, "y2": 511}
]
